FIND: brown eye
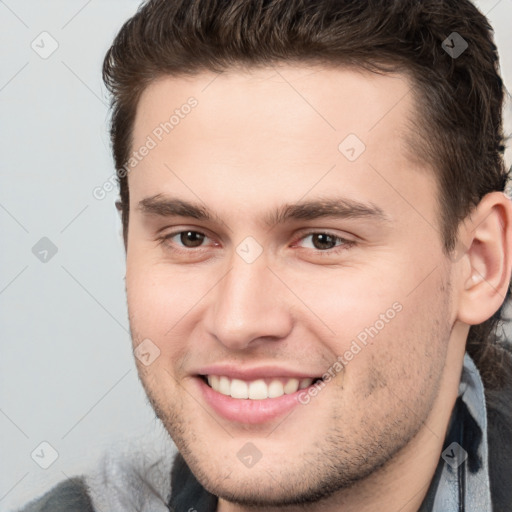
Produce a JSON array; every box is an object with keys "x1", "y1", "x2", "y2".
[
  {"x1": 179, "y1": 231, "x2": 206, "y2": 248},
  {"x1": 294, "y1": 232, "x2": 353, "y2": 255},
  {"x1": 310, "y1": 233, "x2": 338, "y2": 250}
]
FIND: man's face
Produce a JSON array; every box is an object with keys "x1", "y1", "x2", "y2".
[{"x1": 126, "y1": 65, "x2": 459, "y2": 505}]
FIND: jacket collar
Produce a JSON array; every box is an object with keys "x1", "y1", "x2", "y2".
[{"x1": 419, "y1": 353, "x2": 491, "y2": 511}]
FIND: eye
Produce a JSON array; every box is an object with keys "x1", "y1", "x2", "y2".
[
  {"x1": 159, "y1": 230, "x2": 211, "y2": 250},
  {"x1": 295, "y1": 232, "x2": 353, "y2": 252},
  {"x1": 176, "y1": 231, "x2": 206, "y2": 248},
  {"x1": 157, "y1": 229, "x2": 353, "y2": 257}
]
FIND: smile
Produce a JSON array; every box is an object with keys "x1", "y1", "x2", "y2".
[
  {"x1": 196, "y1": 372, "x2": 324, "y2": 424},
  {"x1": 203, "y1": 375, "x2": 318, "y2": 400}
]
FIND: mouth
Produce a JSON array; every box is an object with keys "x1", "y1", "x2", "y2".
[
  {"x1": 199, "y1": 374, "x2": 323, "y2": 400},
  {"x1": 195, "y1": 372, "x2": 324, "y2": 424}
]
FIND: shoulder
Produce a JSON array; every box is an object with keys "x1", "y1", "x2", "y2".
[
  {"x1": 485, "y1": 344, "x2": 512, "y2": 511},
  {"x1": 16, "y1": 427, "x2": 178, "y2": 512},
  {"x1": 486, "y1": 343, "x2": 512, "y2": 437},
  {"x1": 16, "y1": 443, "x2": 174, "y2": 512},
  {"x1": 17, "y1": 477, "x2": 94, "y2": 512}
]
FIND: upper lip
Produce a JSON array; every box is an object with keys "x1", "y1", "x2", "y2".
[{"x1": 196, "y1": 364, "x2": 322, "y2": 381}]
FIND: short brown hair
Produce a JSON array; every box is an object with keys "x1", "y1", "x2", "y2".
[{"x1": 102, "y1": 0, "x2": 511, "y2": 387}]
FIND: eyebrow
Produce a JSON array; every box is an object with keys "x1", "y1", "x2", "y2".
[{"x1": 137, "y1": 194, "x2": 390, "y2": 227}]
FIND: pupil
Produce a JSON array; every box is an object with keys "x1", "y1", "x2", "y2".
[
  {"x1": 181, "y1": 231, "x2": 205, "y2": 247},
  {"x1": 313, "y1": 233, "x2": 335, "y2": 250}
]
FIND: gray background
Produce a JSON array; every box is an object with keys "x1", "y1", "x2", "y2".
[{"x1": 0, "y1": 1, "x2": 511, "y2": 510}]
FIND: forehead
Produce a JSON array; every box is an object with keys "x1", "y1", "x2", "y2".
[
  {"x1": 128, "y1": 64, "x2": 435, "y2": 224},
  {"x1": 133, "y1": 64, "x2": 417, "y2": 149}
]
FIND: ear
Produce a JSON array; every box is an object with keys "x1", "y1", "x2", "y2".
[{"x1": 456, "y1": 191, "x2": 512, "y2": 325}]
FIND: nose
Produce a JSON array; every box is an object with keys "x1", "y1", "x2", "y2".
[{"x1": 204, "y1": 255, "x2": 294, "y2": 351}]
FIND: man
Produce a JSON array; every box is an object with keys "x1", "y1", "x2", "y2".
[{"x1": 19, "y1": 0, "x2": 512, "y2": 511}]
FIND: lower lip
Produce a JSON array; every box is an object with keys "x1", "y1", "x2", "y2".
[{"x1": 196, "y1": 377, "x2": 314, "y2": 424}]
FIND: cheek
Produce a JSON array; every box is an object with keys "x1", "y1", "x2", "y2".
[
  {"x1": 125, "y1": 258, "x2": 210, "y2": 369},
  {"x1": 126, "y1": 266, "x2": 192, "y2": 401},
  {"x1": 347, "y1": 279, "x2": 451, "y2": 405},
  {"x1": 301, "y1": 261, "x2": 451, "y2": 384},
  {"x1": 126, "y1": 261, "x2": 174, "y2": 345},
  {"x1": 279, "y1": 264, "x2": 402, "y2": 347}
]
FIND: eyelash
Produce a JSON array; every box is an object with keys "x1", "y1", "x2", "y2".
[{"x1": 157, "y1": 230, "x2": 354, "y2": 256}]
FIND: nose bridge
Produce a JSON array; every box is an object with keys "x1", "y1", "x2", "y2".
[{"x1": 207, "y1": 252, "x2": 292, "y2": 349}]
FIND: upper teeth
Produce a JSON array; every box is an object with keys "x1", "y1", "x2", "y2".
[{"x1": 206, "y1": 376, "x2": 314, "y2": 400}]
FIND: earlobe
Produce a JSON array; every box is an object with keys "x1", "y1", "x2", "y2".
[{"x1": 456, "y1": 191, "x2": 512, "y2": 326}]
